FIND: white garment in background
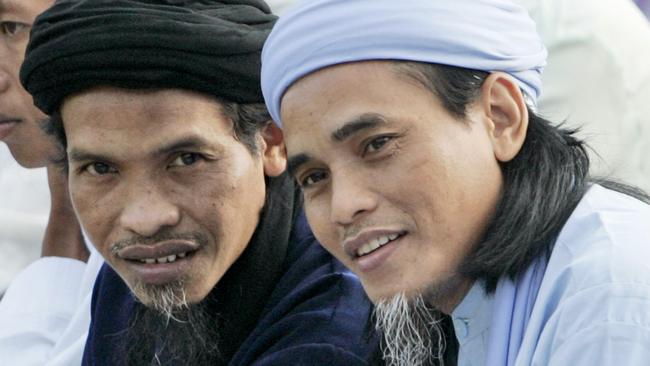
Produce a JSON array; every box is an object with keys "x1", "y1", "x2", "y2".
[
  {"x1": 0, "y1": 143, "x2": 103, "y2": 364},
  {"x1": 516, "y1": 0, "x2": 650, "y2": 193},
  {"x1": 267, "y1": 0, "x2": 297, "y2": 14},
  {"x1": 0, "y1": 145, "x2": 50, "y2": 294},
  {"x1": 0, "y1": 249, "x2": 103, "y2": 366}
]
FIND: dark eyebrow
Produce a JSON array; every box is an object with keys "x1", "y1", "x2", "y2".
[
  {"x1": 68, "y1": 136, "x2": 213, "y2": 163},
  {"x1": 287, "y1": 113, "x2": 389, "y2": 177},
  {"x1": 331, "y1": 113, "x2": 388, "y2": 142},
  {"x1": 287, "y1": 153, "x2": 310, "y2": 177},
  {"x1": 152, "y1": 136, "x2": 212, "y2": 156},
  {"x1": 68, "y1": 149, "x2": 110, "y2": 164}
]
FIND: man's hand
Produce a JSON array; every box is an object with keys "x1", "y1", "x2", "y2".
[{"x1": 41, "y1": 166, "x2": 89, "y2": 262}]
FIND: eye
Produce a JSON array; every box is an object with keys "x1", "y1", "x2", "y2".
[
  {"x1": 85, "y1": 162, "x2": 117, "y2": 176},
  {"x1": 0, "y1": 21, "x2": 28, "y2": 37},
  {"x1": 364, "y1": 136, "x2": 392, "y2": 155},
  {"x1": 170, "y1": 152, "x2": 202, "y2": 167},
  {"x1": 299, "y1": 170, "x2": 329, "y2": 188}
]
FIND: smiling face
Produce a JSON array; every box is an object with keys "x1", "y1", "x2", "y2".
[
  {"x1": 281, "y1": 61, "x2": 507, "y2": 310},
  {"x1": 62, "y1": 87, "x2": 284, "y2": 308},
  {"x1": 0, "y1": 0, "x2": 58, "y2": 167}
]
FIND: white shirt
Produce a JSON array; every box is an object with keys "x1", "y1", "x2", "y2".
[
  {"x1": 0, "y1": 145, "x2": 50, "y2": 294},
  {"x1": 0, "y1": 249, "x2": 103, "y2": 365},
  {"x1": 452, "y1": 283, "x2": 494, "y2": 366},
  {"x1": 452, "y1": 185, "x2": 650, "y2": 365}
]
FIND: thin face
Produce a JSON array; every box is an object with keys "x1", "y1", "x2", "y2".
[
  {"x1": 281, "y1": 62, "x2": 503, "y2": 308},
  {"x1": 0, "y1": 0, "x2": 58, "y2": 167},
  {"x1": 63, "y1": 87, "x2": 269, "y2": 306}
]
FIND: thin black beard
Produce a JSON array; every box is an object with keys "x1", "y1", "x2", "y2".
[{"x1": 122, "y1": 283, "x2": 222, "y2": 365}]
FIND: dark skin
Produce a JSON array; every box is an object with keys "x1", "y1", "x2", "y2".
[
  {"x1": 1, "y1": 0, "x2": 87, "y2": 263},
  {"x1": 42, "y1": 166, "x2": 89, "y2": 261}
]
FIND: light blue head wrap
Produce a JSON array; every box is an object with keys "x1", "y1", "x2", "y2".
[{"x1": 261, "y1": 0, "x2": 547, "y2": 126}]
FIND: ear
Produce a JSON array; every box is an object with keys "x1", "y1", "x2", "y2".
[
  {"x1": 478, "y1": 72, "x2": 529, "y2": 162},
  {"x1": 259, "y1": 122, "x2": 287, "y2": 177}
]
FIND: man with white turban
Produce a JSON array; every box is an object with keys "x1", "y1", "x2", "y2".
[{"x1": 261, "y1": 0, "x2": 650, "y2": 365}]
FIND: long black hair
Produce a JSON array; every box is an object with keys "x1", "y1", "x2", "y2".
[{"x1": 394, "y1": 62, "x2": 649, "y2": 292}]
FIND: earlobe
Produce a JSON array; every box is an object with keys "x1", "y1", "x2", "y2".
[
  {"x1": 260, "y1": 122, "x2": 287, "y2": 177},
  {"x1": 479, "y1": 72, "x2": 529, "y2": 162}
]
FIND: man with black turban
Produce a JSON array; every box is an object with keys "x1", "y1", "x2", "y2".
[{"x1": 20, "y1": 0, "x2": 379, "y2": 365}]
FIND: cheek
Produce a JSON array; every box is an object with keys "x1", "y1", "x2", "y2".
[
  {"x1": 305, "y1": 199, "x2": 342, "y2": 254},
  {"x1": 196, "y1": 167, "x2": 266, "y2": 234},
  {"x1": 69, "y1": 181, "x2": 115, "y2": 248}
]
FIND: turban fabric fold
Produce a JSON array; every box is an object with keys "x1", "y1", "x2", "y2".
[
  {"x1": 261, "y1": 0, "x2": 548, "y2": 127},
  {"x1": 21, "y1": 0, "x2": 277, "y2": 115}
]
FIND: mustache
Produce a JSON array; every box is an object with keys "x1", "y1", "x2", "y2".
[
  {"x1": 342, "y1": 220, "x2": 388, "y2": 241},
  {"x1": 110, "y1": 230, "x2": 209, "y2": 254}
]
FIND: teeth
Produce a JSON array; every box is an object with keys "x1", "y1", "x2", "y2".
[
  {"x1": 356, "y1": 234, "x2": 399, "y2": 257},
  {"x1": 139, "y1": 253, "x2": 188, "y2": 264}
]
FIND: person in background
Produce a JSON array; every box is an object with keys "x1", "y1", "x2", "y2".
[
  {"x1": 0, "y1": 1, "x2": 104, "y2": 365},
  {"x1": 261, "y1": 0, "x2": 650, "y2": 365},
  {"x1": 517, "y1": 0, "x2": 650, "y2": 193},
  {"x1": 21, "y1": 0, "x2": 379, "y2": 364}
]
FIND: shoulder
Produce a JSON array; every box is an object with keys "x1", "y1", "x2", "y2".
[
  {"x1": 524, "y1": 186, "x2": 650, "y2": 363},
  {"x1": 548, "y1": 185, "x2": 650, "y2": 291},
  {"x1": 230, "y1": 214, "x2": 380, "y2": 365},
  {"x1": 0, "y1": 256, "x2": 93, "y2": 366},
  {"x1": 82, "y1": 263, "x2": 136, "y2": 364}
]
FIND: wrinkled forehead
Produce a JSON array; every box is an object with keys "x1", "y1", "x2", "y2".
[
  {"x1": 0, "y1": 0, "x2": 14, "y2": 12},
  {"x1": 61, "y1": 87, "x2": 234, "y2": 154}
]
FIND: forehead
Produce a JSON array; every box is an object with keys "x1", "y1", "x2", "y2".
[
  {"x1": 0, "y1": 0, "x2": 52, "y2": 16},
  {"x1": 61, "y1": 87, "x2": 236, "y2": 155},
  {"x1": 280, "y1": 61, "x2": 441, "y2": 145}
]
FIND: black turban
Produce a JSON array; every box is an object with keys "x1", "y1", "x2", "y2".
[{"x1": 20, "y1": 0, "x2": 277, "y2": 115}]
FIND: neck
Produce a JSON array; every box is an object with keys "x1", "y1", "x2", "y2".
[{"x1": 436, "y1": 279, "x2": 474, "y2": 314}]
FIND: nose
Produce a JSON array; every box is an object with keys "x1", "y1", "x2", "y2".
[
  {"x1": 329, "y1": 170, "x2": 378, "y2": 226},
  {"x1": 119, "y1": 185, "x2": 181, "y2": 237}
]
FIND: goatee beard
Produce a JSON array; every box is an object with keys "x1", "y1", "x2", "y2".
[
  {"x1": 131, "y1": 279, "x2": 190, "y2": 321},
  {"x1": 122, "y1": 281, "x2": 222, "y2": 365},
  {"x1": 374, "y1": 293, "x2": 446, "y2": 366}
]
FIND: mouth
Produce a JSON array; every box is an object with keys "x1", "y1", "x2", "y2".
[
  {"x1": 354, "y1": 233, "x2": 403, "y2": 257},
  {"x1": 116, "y1": 241, "x2": 202, "y2": 285},
  {"x1": 128, "y1": 250, "x2": 193, "y2": 265},
  {"x1": 344, "y1": 230, "x2": 406, "y2": 273},
  {"x1": 0, "y1": 117, "x2": 21, "y2": 140}
]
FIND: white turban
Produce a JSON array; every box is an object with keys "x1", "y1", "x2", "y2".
[{"x1": 261, "y1": 0, "x2": 547, "y2": 126}]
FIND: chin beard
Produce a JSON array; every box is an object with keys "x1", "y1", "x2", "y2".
[
  {"x1": 374, "y1": 293, "x2": 446, "y2": 366},
  {"x1": 131, "y1": 279, "x2": 190, "y2": 321},
  {"x1": 122, "y1": 280, "x2": 222, "y2": 365}
]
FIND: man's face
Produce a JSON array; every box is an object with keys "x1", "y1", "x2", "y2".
[
  {"x1": 281, "y1": 62, "x2": 503, "y2": 309},
  {"x1": 62, "y1": 87, "x2": 271, "y2": 307},
  {"x1": 0, "y1": 0, "x2": 58, "y2": 167}
]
